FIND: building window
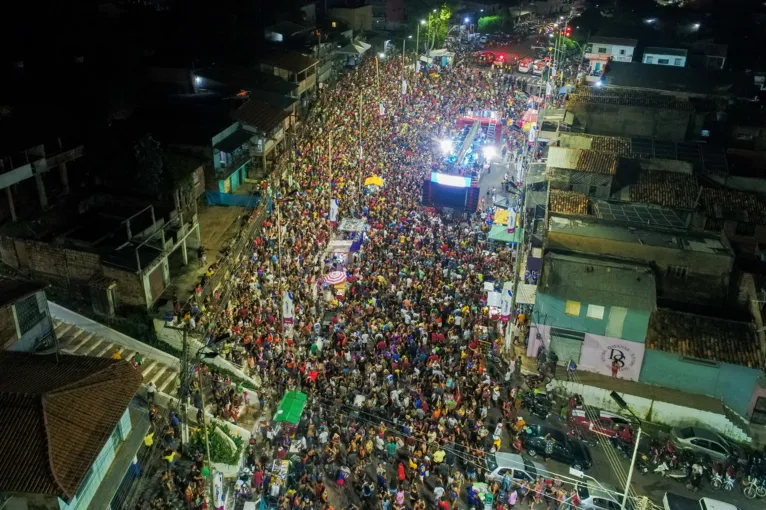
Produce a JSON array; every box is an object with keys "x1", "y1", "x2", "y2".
[
  {"x1": 645, "y1": 56, "x2": 653, "y2": 64},
  {"x1": 704, "y1": 217, "x2": 724, "y2": 232},
  {"x1": 619, "y1": 49, "x2": 626, "y2": 55},
  {"x1": 586, "y1": 304, "x2": 605, "y2": 320},
  {"x1": 736, "y1": 222, "x2": 756, "y2": 236},
  {"x1": 674, "y1": 58, "x2": 682, "y2": 66},
  {"x1": 667, "y1": 265, "x2": 688, "y2": 279},
  {"x1": 658, "y1": 58, "x2": 669, "y2": 65},
  {"x1": 597, "y1": 47, "x2": 607, "y2": 54},
  {"x1": 14, "y1": 294, "x2": 45, "y2": 336},
  {"x1": 565, "y1": 300, "x2": 581, "y2": 316}
]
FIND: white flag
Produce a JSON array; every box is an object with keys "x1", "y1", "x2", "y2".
[
  {"x1": 379, "y1": 103, "x2": 386, "y2": 116},
  {"x1": 401, "y1": 78, "x2": 407, "y2": 96},
  {"x1": 329, "y1": 198, "x2": 339, "y2": 222},
  {"x1": 501, "y1": 288, "x2": 513, "y2": 320},
  {"x1": 282, "y1": 291, "x2": 295, "y2": 324}
]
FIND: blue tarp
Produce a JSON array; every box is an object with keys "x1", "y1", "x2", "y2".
[{"x1": 206, "y1": 191, "x2": 261, "y2": 208}]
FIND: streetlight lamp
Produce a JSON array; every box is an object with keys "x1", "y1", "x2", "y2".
[
  {"x1": 610, "y1": 391, "x2": 643, "y2": 510},
  {"x1": 416, "y1": 19, "x2": 425, "y2": 58}
]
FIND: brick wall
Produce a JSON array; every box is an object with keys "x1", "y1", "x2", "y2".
[
  {"x1": 0, "y1": 237, "x2": 19, "y2": 268},
  {"x1": 0, "y1": 306, "x2": 18, "y2": 349},
  {"x1": 64, "y1": 249, "x2": 102, "y2": 281},
  {"x1": 103, "y1": 265, "x2": 147, "y2": 309},
  {"x1": 25, "y1": 240, "x2": 69, "y2": 287}
]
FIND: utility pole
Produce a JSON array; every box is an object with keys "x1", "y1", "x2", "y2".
[
  {"x1": 328, "y1": 131, "x2": 332, "y2": 178},
  {"x1": 401, "y1": 38, "x2": 406, "y2": 105},
  {"x1": 358, "y1": 92, "x2": 364, "y2": 196}
]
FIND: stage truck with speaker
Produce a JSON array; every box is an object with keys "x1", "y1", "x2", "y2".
[{"x1": 422, "y1": 108, "x2": 502, "y2": 212}]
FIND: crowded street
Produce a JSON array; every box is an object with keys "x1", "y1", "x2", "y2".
[{"x1": 147, "y1": 38, "x2": 742, "y2": 510}]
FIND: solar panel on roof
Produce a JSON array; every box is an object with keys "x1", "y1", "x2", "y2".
[{"x1": 593, "y1": 201, "x2": 686, "y2": 228}]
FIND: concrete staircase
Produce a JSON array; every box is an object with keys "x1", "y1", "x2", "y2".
[{"x1": 53, "y1": 319, "x2": 179, "y2": 396}]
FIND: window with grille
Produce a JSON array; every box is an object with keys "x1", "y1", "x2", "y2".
[
  {"x1": 14, "y1": 294, "x2": 45, "y2": 335},
  {"x1": 666, "y1": 265, "x2": 688, "y2": 279}
]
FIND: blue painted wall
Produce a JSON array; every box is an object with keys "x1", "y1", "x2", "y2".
[
  {"x1": 534, "y1": 292, "x2": 650, "y2": 343},
  {"x1": 640, "y1": 349, "x2": 762, "y2": 416}
]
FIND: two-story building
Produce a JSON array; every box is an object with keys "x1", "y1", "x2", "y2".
[
  {"x1": 641, "y1": 308, "x2": 765, "y2": 424},
  {"x1": 260, "y1": 51, "x2": 319, "y2": 115},
  {"x1": 693, "y1": 187, "x2": 766, "y2": 257},
  {"x1": 0, "y1": 277, "x2": 54, "y2": 352},
  {"x1": 642, "y1": 47, "x2": 688, "y2": 67},
  {"x1": 545, "y1": 147, "x2": 620, "y2": 199},
  {"x1": 585, "y1": 36, "x2": 637, "y2": 62},
  {"x1": 529, "y1": 252, "x2": 656, "y2": 380},
  {"x1": 330, "y1": 5, "x2": 374, "y2": 32},
  {"x1": 0, "y1": 352, "x2": 146, "y2": 510},
  {"x1": 233, "y1": 98, "x2": 292, "y2": 179},
  {"x1": 546, "y1": 213, "x2": 735, "y2": 306}
]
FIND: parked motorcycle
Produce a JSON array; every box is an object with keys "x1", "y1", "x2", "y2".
[
  {"x1": 654, "y1": 459, "x2": 691, "y2": 482},
  {"x1": 521, "y1": 391, "x2": 551, "y2": 420}
]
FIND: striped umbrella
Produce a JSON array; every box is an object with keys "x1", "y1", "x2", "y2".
[{"x1": 324, "y1": 271, "x2": 347, "y2": 286}]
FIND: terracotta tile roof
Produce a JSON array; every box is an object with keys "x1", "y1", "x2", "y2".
[
  {"x1": 646, "y1": 309, "x2": 760, "y2": 367},
  {"x1": 549, "y1": 189, "x2": 589, "y2": 215},
  {"x1": 0, "y1": 352, "x2": 142, "y2": 500},
  {"x1": 629, "y1": 171, "x2": 699, "y2": 210},
  {"x1": 575, "y1": 150, "x2": 619, "y2": 174},
  {"x1": 701, "y1": 188, "x2": 766, "y2": 224},
  {"x1": 233, "y1": 98, "x2": 290, "y2": 135}
]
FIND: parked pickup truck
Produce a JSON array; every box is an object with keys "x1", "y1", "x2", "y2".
[{"x1": 663, "y1": 492, "x2": 740, "y2": 510}]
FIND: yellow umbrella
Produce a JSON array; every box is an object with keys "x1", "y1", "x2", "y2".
[{"x1": 364, "y1": 175, "x2": 384, "y2": 187}]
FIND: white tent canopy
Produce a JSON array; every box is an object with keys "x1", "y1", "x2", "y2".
[
  {"x1": 337, "y1": 40, "x2": 372, "y2": 56},
  {"x1": 428, "y1": 48, "x2": 455, "y2": 58}
]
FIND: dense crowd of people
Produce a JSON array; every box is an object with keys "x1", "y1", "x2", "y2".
[{"x1": 167, "y1": 39, "x2": 573, "y2": 509}]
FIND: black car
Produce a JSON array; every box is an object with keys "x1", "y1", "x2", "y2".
[{"x1": 522, "y1": 424, "x2": 593, "y2": 471}]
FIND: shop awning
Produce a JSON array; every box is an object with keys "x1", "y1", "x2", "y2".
[
  {"x1": 428, "y1": 49, "x2": 455, "y2": 58},
  {"x1": 337, "y1": 40, "x2": 372, "y2": 56},
  {"x1": 488, "y1": 225, "x2": 524, "y2": 245},
  {"x1": 274, "y1": 391, "x2": 307, "y2": 425}
]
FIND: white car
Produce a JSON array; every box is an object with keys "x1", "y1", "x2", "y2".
[
  {"x1": 480, "y1": 35, "x2": 488, "y2": 44},
  {"x1": 485, "y1": 452, "x2": 547, "y2": 484}
]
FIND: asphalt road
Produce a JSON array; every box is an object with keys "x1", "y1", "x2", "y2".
[{"x1": 518, "y1": 403, "x2": 759, "y2": 510}]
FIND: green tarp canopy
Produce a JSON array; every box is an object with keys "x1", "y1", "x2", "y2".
[
  {"x1": 273, "y1": 391, "x2": 307, "y2": 424},
  {"x1": 488, "y1": 224, "x2": 524, "y2": 246}
]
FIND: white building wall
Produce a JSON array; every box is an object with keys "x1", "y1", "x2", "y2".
[
  {"x1": 553, "y1": 379, "x2": 752, "y2": 443},
  {"x1": 643, "y1": 53, "x2": 686, "y2": 66}
]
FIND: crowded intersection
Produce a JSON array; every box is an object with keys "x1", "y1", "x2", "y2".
[{"x1": 160, "y1": 43, "x2": 587, "y2": 510}]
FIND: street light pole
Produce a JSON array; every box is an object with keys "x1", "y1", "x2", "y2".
[
  {"x1": 621, "y1": 425, "x2": 642, "y2": 510},
  {"x1": 610, "y1": 391, "x2": 643, "y2": 510}
]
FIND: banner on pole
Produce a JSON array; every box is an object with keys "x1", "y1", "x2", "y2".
[
  {"x1": 379, "y1": 103, "x2": 386, "y2": 116},
  {"x1": 329, "y1": 198, "x2": 339, "y2": 222},
  {"x1": 500, "y1": 283, "x2": 513, "y2": 321},
  {"x1": 401, "y1": 79, "x2": 408, "y2": 96},
  {"x1": 214, "y1": 471, "x2": 224, "y2": 509}
]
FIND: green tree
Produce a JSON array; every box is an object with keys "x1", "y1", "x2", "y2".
[
  {"x1": 424, "y1": 4, "x2": 452, "y2": 51},
  {"x1": 477, "y1": 14, "x2": 512, "y2": 34}
]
